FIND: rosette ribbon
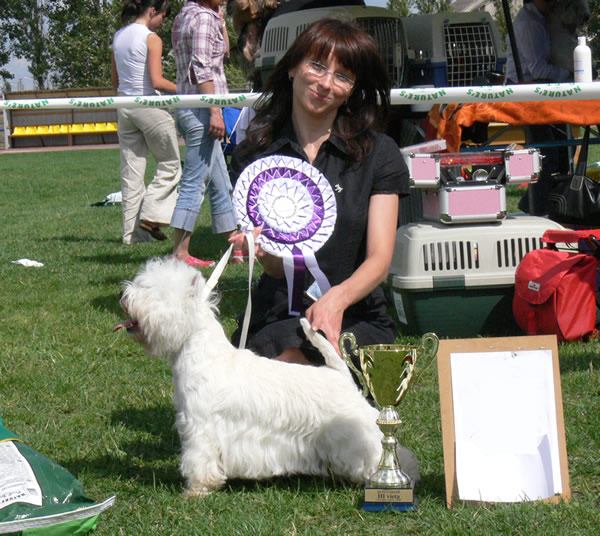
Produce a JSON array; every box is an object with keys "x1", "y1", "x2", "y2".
[{"x1": 233, "y1": 155, "x2": 337, "y2": 315}]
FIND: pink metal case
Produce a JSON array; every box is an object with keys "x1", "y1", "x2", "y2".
[
  {"x1": 422, "y1": 184, "x2": 507, "y2": 224},
  {"x1": 504, "y1": 149, "x2": 541, "y2": 184}
]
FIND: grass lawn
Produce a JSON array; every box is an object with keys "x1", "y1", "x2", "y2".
[{"x1": 0, "y1": 145, "x2": 599, "y2": 535}]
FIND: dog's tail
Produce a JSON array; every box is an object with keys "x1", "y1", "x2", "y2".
[{"x1": 299, "y1": 318, "x2": 354, "y2": 382}]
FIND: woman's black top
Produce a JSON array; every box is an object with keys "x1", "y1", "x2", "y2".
[{"x1": 229, "y1": 121, "x2": 410, "y2": 363}]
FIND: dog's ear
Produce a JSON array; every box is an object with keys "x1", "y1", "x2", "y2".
[{"x1": 191, "y1": 274, "x2": 211, "y2": 304}]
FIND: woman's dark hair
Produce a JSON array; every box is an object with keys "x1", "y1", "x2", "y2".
[
  {"x1": 245, "y1": 17, "x2": 391, "y2": 163},
  {"x1": 121, "y1": 0, "x2": 171, "y2": 25}
]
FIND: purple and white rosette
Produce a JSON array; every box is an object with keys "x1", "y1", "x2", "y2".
[{"x1": 233, "y1": 155, "x2": 337, "y2": 315}]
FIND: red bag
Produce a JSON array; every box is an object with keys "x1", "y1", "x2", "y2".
[{"x1": 513, "y1": 229, "x2": 600, "y2": 342}]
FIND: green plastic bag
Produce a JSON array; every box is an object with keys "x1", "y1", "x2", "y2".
[{"x1": 0, "y1": 416, "x2": 114, "y2": 535}]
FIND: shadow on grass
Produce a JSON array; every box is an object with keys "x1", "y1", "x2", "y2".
[
  {"x1": 559, "y1": 351, "x2": 600, "y2": 373},
  {"x1": 225, "y1": 470, "x2": 447, "y2": 504},
  {"x1": 225, "y1": 474, "x2": 352, "y2": 496},
  {"x1": 111, "y1": 404, "x2": 177, "y2": 442},
  {"x1": 53, "y1": 235, "x2": 123, "y2": 245},
  {"x1": 61, "y1": 403, "x2": 449, "y2": 500},
  {"x1": 416, "y1": 472, "x2": 447, "y2": 503},
  {"x1": 91, "y1": 293, "x2": 123, "y2": 316},
  {"x1": 62, "y1": 404, "x2": 182, "y2": 487},
  {"x1": 79, "y1": 252, "x2": 171, "y2": 265},
  {"x1": 64, "y1": 447, "x2": 182, "y2": 489}
]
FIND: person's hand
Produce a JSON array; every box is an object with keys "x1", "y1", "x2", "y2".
[
  {"x1": 228, "y1": 226, "x2": 262, "y2": 256},
  {"x1": 228, "y1": 227, "x2": 285, "y2": 277},
  {"x1": 305, "y1": 285, "x2": 350, "y2": 355},
  {"x1": 209, "y1": 107, "x2": 225, "y2": 139}
]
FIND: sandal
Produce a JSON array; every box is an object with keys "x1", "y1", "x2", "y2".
[
  {"x1": 231, "y1": 250, "x2": 248, "y2": 264},
  {"x1": 181, "y1": 255, "x2": 215, "y2": 268},
  {"x1": 140, "y1": 222, "x2": 167, "y2": 241}
]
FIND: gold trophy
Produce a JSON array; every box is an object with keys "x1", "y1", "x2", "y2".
[{"x1": 340, "y1": 332, "x2": 439, "y2": 512}]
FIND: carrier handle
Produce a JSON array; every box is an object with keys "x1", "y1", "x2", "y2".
[{"x1": 542, "y1": 229, "x2": 600, "y2": 245}]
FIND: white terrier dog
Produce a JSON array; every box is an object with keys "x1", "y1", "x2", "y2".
[{"x1": 116, "y1": 257, "x2": 419, "y2": 496}]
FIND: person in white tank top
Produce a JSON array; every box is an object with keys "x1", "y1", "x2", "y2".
[{"x1": 111, "y1": 0, "x2": 181, "y2": 244}]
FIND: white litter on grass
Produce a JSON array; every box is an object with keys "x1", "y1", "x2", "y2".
[
  {"x1": 91, "y1": 191, "x2": 122, "y2": 206},
  {"x1": 104, "y1": 191, "x2": 122, "y2": 204},
  {"x1": 12, "y1": 259, "x2": 44, "y2": 268}
]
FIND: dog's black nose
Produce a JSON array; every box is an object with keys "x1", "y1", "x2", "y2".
[{"x1": 119, "y1": 290, "x2": 124, "y2": 300}]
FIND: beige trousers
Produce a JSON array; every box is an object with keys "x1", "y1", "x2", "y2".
[{"x1": 117, "y1": 106, "x2": 181, "y2": 244}]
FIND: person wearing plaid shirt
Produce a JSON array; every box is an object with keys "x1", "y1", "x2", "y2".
[{"x1": 170, "y1": 0, "x2": 237, "y2": 268}]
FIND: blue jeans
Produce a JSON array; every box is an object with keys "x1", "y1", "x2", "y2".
[{"x1": 170, "y1": 108, "x2": 236, "y2": 234}]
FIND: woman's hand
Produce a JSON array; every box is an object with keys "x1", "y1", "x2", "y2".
[
  {"x1": 306, "y1": 285, "x2": 350, "y2": 355},
  {"x1": 228, "y1": 227, "x2": 285, "y2": 277},
  {"x1": 305, "y1": 194, "x2": 399, "y2": 354}
]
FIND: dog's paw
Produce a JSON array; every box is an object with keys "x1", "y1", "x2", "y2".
[{"x1": 184, "y1": 486, "x2": 214, "y2": 498}]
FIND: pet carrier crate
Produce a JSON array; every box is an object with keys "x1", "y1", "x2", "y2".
[
  {"x1": 388, "y1": 215, "x2": 565, "y2": 337},
  {"x1": 255, "y1": 5, "x2": 408, "y2": 89},
  {"x1": 402, "y1": 12, "x2": 506, "y2": 88}
]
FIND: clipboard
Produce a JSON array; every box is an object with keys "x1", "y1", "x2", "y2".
[{"x1": 437, "y1": 335, "x2": 570, "y2": 508}]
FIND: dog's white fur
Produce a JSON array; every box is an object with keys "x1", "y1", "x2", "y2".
[{"x1": 119, "y1": 257, "x2": 419, "y2": 496}]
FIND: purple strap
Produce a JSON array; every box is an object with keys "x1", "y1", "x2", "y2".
[{"x1": 291, "y1": 246, "x2": 305, "y2": 314}]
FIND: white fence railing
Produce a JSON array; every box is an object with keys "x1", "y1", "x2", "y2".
[{"x1": 1, "y1": 82, "x2": 599, "y2": 111}]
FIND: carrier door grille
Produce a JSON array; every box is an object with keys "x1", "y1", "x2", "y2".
[
  {"x1": 262, "y1": 26, "x2": 289, "y2": 54},
  {"x1": 496, "y1": 237, "x2": 542, "y2": 268},
  {"x1": 296, "y1": 24, "x2": 309, "y2": 39},
  {"x1": 356, "y1": 18, "x2": 406, "y2": 88},
  {"x1": 444, "y1": 23, "x2": 497, "y2": 86},
  {"x1": 422, "y1": 240, "x2": 479, "y2": 272}
]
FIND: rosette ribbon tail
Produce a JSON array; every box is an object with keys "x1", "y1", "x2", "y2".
[
  {"x1": 283, "y1": 247, "x2": 331, "y2": 315},
  {"x1": 283, "y1": 246, "x2": 305, "y2": 315},
  {"x1": 304, "y1": 251, "x2": 331, "y2": 298}
]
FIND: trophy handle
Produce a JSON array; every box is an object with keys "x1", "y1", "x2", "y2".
[
  {"x1": 339, "y1": 332, "x2": 370, "y2": 398},
  {"x1": 420, "y1": 332, "x2": 439, "y2": 363},
  {"x1": 412, "y1": 332, "x2": 439, "y2": 384}
]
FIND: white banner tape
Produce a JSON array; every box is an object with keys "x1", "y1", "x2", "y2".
[{"x1": 2, "y1": 82, "x2": 599, "y2": 111}]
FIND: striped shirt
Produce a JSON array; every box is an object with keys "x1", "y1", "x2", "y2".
[{"x1": 172, "y1": 1, "x2": 228, "y2": 95}]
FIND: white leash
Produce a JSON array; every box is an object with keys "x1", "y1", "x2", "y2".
[
  {"x1": 200, "y1": 231, "x2": 255, "y2": 349},
  {"x1": 238, "y1": 231, "x2": 255, "y2": 350}
]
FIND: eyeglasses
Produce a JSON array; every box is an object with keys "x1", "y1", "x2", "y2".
[{"x1": 303, "y1": 60, "x2": 355, "y2": 91}]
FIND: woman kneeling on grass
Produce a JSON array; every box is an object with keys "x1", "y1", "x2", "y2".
[{"x1": 228, "y1": 18, "x2": 410, "y2": 372}]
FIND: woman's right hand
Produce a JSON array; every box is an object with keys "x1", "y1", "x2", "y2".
[{"x1": 228, "y1": 227, "x2": 284, "y2": 278}]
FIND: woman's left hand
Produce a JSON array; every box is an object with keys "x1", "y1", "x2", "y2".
[
  {"x1": 305, "y1": 194, "x2": 400, "y2": 356},
  {"x1": 306, "y1": 285, "x2": 350, "y2": 355}
]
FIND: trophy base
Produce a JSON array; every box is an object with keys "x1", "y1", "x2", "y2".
[{"x1": 362, "y1": 485, "x2": 417, "y2": 512}]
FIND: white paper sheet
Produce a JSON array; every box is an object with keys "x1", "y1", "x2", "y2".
[{"x1": 450, "y1": 349, "x2": 562, "y2": 502}]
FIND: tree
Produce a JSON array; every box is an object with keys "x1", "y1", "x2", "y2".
[
  {"x1": 0, "y1": 39, "x2": 12, "y2": 83},
  {"x1": 387, "y1": 0, "x2": 413, "y2": 17},
  {"x1": 47, "y1": 0, "x2": 120, "y2": 88},
  {"x1": 1, "y1": 0, "x2": 51, "y2": 90},
  {"x1": 412, "y1": 0, "x2": 453, "y2": 14},
  {"x1": 490, "y1": 0, "x2": 517, "y2": 49}
]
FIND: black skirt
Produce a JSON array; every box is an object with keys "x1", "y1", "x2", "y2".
[{"x1": 231, "y1": 274, "x2": 397, "y2": 372}]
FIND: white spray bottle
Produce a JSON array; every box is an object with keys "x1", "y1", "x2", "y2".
[{"x1": 573, "y1": 36, "x2": 592, "y2": 83}]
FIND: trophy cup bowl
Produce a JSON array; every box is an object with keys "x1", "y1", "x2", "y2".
[{"x1": 340, "y1": 332, "x2": 439, "y2": 512}]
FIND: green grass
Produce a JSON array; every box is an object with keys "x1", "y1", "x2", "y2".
[{"x1": 0, "y1": 147, "x2": 599, "y2": 535}]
